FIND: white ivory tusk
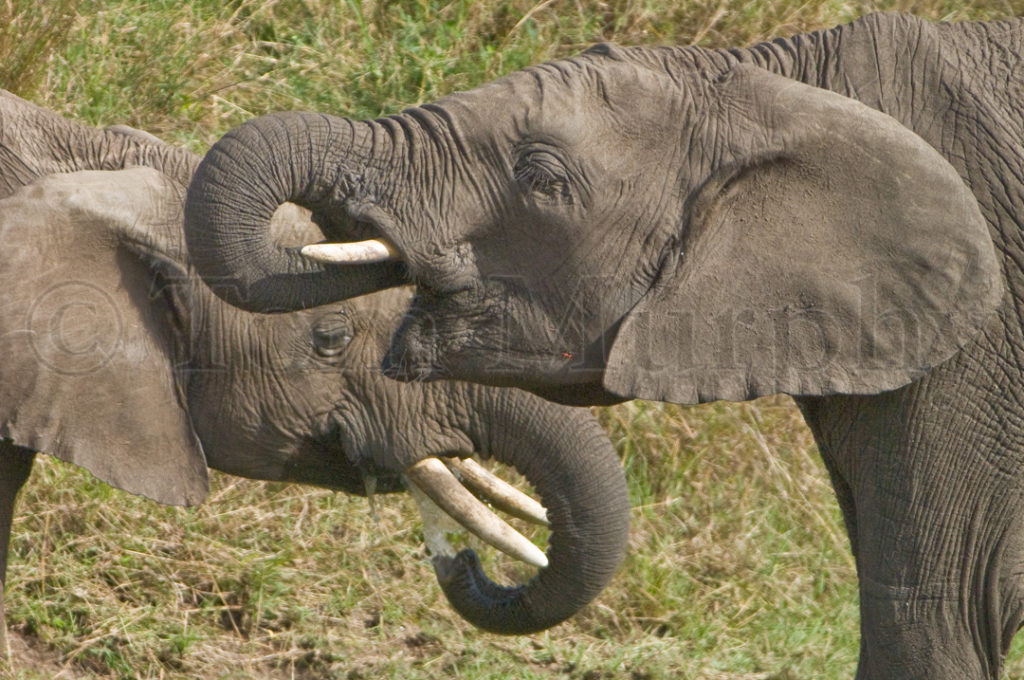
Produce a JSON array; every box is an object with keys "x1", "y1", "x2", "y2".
[
  {"x1": 405, "y1": 458, "x2": 549, "y2": 569},
  {"x1": 405, "y1": 480, "x2": 460, "y2": 560},
  {"x1": 444, "y1": 457, "x2": 549, "y2": 526},
  {"x1": 300, "y1": 238, "x2": 401, "y2": 264}
]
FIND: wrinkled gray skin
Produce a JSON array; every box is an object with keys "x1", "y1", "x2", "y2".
[
  {"x1": 183, "y1": 12, "x2": 1024, "y2": 679},
  {"x1": 0, "y1": 90, "x2": 630, "y2": 642}
]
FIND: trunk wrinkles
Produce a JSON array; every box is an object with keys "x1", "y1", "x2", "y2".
[{"x1": 183, "y1": 112, "x2": 408, "y2": 312}]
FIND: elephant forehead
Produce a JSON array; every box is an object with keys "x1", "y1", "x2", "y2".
[{"x1": 439, "y1": 56, "x2": 671, "y2": 145}]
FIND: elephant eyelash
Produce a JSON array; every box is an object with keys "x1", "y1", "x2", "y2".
[{"x1": 513, "y1": 153, "x2": 573, "y2": 204}]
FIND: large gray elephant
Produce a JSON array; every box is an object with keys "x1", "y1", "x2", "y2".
[
  {"x1": 182, "y1": 11, "x2": 1024, "y2": 680},
  {"x1": 0, "y1": 90, "x2": 630, "y2": 645}
]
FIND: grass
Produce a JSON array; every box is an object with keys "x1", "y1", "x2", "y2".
[
  {"x1": 2, "y1": 1, "x2": 1023, "y2": 678},
  {"x1": 8, "y1": 399, "x2": 859, "y2": 679}
]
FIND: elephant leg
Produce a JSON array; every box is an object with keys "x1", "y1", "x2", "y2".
[
  {"x1": 0, "y1": 443, "x2": 35, "y2": 660},
  {"x1": 850, "y1": 501, "x2": 1021, "y2": 680},
  {"x1": 798, "y1": 378, "x2": 1024, "y2": 680},
  {"x1": 849, "y1": 480, "x2": 1024, "y2": 680},
  {"x1": 816, "y1": 445, "x2": 858, "y2": 558}
]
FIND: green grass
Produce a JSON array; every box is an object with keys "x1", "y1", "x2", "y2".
[{"x1": 3, "y1": 1, "x2": 1024, "y2": 678}]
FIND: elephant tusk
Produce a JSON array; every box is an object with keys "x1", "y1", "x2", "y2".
[
  {"x1": 405, "y1": 458, "x2": 549, "y2": 569},
  {"x1": 300, "y1": 238, "x2": 401, "y2": 264},
  {"x1": 405, "y1": 480, "x2": 460, "y2": 561},
  {"x1": 444, "y1": 457, "x2": 550, "y2": 527}
]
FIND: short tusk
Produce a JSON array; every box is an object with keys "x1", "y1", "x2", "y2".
[
  {"x1": 405, "y1": 458, "x2": 549, "y2": 569},
  {"x1": 300, "y1": 238, "x2": 401, "y2": 264},
  {"x1": 444, "y1": 457, "x2": 549, "y2": 526}
]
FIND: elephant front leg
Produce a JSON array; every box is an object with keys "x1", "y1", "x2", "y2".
[
  {"x1": 851, "y1": 488, "x2": 1024, "y2": 680},
  {"x1": 854, "y1": 559, "x2": 1012, "y2": 679},
  {"x1": 0, "y1": 443, "x2": 34, "y2": 660},
  {"x1": 798, "y1": 389, "x2": 1024, "y2": 680},
  {"x1": 821, "y1": 459, "x2": 1006, "y2": 678}
]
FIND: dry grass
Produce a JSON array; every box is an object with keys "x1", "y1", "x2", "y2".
[{"x1": 2, "y1": 1, "x2": 1024, "y2": 678}]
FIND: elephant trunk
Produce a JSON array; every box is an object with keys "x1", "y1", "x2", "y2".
[
  {"x1": 435, "y1": 388, "x2": 630, "y2": 634},
  {"x1": 183, "y1": 111, "x2": 408, "y2": 312}
]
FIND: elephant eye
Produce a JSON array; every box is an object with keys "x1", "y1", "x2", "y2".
[
  {"x1": 514, "y1": 149, "x2": 573, "y2": 204},
  {"x1": 311, "y1": 313, "x2": 353, "y2": 357}
]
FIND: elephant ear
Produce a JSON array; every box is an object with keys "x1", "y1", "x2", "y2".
[
  {"x1": 0, "y1": 168, "x2": 208, "y2": 505},
  {"x1": 603, "y1": 64, "x2": 1002, "y2": 403}
]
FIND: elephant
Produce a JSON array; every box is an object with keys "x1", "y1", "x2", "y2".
[
  {"x1": 0, "y1": 89, "x2": 631, "y2": 648},
  {"x1": 181, "y1": 10, "x2": 1024, "y2": 679}
]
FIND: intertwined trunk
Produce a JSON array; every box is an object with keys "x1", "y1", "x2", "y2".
[
  {"x1": 183, "y1": 111, "x2": 408, "y2": 312},
  {"x1": 442, "y1": 387, "x2": 630, "y2": 634}
]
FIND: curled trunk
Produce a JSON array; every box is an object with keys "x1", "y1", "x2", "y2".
[
  {"x1": 437, "y1": 389, "x2": 630, "y2": 634},
  {"x1": 183, "y1": 112, "x2": 408, "y2": 312}
]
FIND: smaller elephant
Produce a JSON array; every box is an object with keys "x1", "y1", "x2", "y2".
[{"x1": 0, "y1": 90, "x2": 630, "y2": 646}]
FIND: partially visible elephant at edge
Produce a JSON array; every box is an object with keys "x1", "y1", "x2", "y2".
[
  {"x1": 0, "y1": 90, "x2": 631, "y2": 648},
  {"x1": 182, "y1": 12, "x2": 1024, "y2": 679}
]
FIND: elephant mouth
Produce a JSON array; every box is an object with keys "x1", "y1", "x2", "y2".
[
  {"x1": 291, "y1": 432, "x2": 406, "y2": 496},
  {"x1": 300, "y1": 229, "x2": 624, "y2": 398}
]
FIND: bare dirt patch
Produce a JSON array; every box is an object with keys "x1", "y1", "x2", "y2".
[{"x1": 5, "y1": 630, "x2": 90, "y2": 679}]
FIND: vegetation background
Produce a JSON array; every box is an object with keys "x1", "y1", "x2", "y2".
[{"x1": 2, "y1": 1, "x2": 1022, "y2": 678}]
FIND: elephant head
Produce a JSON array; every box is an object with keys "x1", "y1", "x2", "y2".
[
  {"x1": 183, "y1": 43, "x2": 1001, "y2": 406},
  {"x1": 0, "y1": 91, "x2": 630, "y2": 635}
]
